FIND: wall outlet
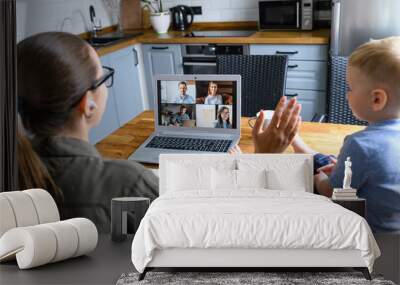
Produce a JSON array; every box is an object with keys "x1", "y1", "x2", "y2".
[{"x1": 191, "y1": 6, "x2": 202, "y2": 15}]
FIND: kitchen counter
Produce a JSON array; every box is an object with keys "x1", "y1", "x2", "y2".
[
  {"x1": 95, "y1": 111, "x2": 364, "y2": 166},
  {"x1": 94, "y1": 25, "x2": 330, "y2": 57}
]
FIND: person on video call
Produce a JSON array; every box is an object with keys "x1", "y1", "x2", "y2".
[
  {"x1": 173, "y1": 105, "x2": 190, "y2": 126},
  {"x1": 215, "y1": 106, "x2": 232, "y2": 129},
  {"x1": 174, "y1": 81, "x2": 195, "y2": 104},
  {"x1": 204, "y1": 81, "x2": 223, "y2": 104}
]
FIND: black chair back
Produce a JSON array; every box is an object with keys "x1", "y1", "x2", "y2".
[
  {"x1": 217, "y1": 55, "x2": 288, "y2": 117},
  {"x1": 328, "y1": 56, "x2": 367, "y2": 125}
]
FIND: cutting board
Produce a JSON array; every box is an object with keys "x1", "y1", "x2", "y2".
[{"x1": 120, "y1": 0, "x2": 142, "y2": 30}]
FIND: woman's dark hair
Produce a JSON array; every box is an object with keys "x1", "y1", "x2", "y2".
[
  {"x1": 17, "y1": 129, "x2": 64, "y2": 211},
  {"x1": 217, "y1": 106, "x2": 231, "y2": 126},
  {"x1": 16, "y1": 32, "x2": 97, "y2": 213},
  {"x1": 17, "y1": 32, "x2": 98, "y2": 137}
]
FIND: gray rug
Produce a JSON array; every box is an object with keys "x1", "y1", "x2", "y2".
[{"x1": 116, "y1": 272, "x2": 395, "y2": 285}]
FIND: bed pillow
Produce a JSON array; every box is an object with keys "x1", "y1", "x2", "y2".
[
  {"x1": 211, "y1": 169, "x2": 268, "y2": 190},
  {"x1": 237, "y1": 156, "x2": 311, "y2": 192},
  {"x1": 266, "y1": 165, "x2": 307, "y2": 192},
  {"x1": 167, "y1": 163, "x2": 211, "y2": 191},
  {"x1": 236, "y1": 169, "x2": 267, "y2": 189},
  {"x1": 212, "y1": 168, "x2": 237, "y2": 190}
]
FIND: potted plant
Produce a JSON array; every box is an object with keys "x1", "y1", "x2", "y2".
[{"x1": 142, "y1": 0, "x2": 171, "y2": 34}]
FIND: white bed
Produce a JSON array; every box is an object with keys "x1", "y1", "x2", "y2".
[{"x1": 131, "y1": 154, "x2": 380, "y2": 280}]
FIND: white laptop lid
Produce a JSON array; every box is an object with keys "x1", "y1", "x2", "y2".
[{"x1": 154, "y1": 74, "x2": 241, "y2": 137}]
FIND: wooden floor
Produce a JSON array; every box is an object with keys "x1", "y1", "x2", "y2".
[{"x1": 96, "y1": 111, "x2": 365, "y2": 163}]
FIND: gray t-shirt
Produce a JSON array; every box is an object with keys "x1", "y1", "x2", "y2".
[{"x1": 32, "y1": 136, "x2": 159, "y2": 233}]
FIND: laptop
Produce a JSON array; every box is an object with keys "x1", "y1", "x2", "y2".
[{"x1": 129, "y1": 74, "x2": 241, "y2": 164}]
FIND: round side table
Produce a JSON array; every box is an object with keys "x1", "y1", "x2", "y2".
[{"x1": 111, "y1": 197, "x2": 150, "y2": 242}]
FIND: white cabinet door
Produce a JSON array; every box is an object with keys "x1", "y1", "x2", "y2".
[
  {"x1": 286, "y1": 60, "x2": 327, "y2": 91},
  {"x1": 142, "y1": 44, "x2": 183, "y2": 109},
  {"x1": 285, "y1": 89, "x2": 326, "y2": 121},
  {"x1": 109, "y1": 46, "x2": 143, "y2": 126},
  {"x1": 250, "y1": 44, "x2": 328, "y2": 61},
  {"x1": 89, "y1": 54, "x2": 120, "y2": 144}
]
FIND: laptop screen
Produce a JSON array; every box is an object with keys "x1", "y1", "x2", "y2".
[{"x1": 156, "y1": 79, "x2": 238, "y2": 130}]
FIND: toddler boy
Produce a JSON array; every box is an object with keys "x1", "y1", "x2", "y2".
[{"x1": 293, "y1": 37, "x2": 400, "y2": 232}]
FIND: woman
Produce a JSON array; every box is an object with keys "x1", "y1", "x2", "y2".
[
  {"x1": 215, "y1": 106, "x2": 232, "y2": 129},
  {"x1": 204, "y1": 81, "x2": 223, "y2": 105},
  {"x1": 17, "y1": 32, "x2": 158, "y2": 233}
]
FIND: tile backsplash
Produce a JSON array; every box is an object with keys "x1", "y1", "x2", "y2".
[
  {"x1": 162, "y1": 0, "x2": 259, "y2": 22},
  {"x1": 16, "y1": 0, "x2": 259, "y2": 42}
]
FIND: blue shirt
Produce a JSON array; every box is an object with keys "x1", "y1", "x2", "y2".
[
  {"x1": 329, "y1": 119, "x2": 400, "y2": 232},
  {"x1": 175, "y1": 94, "x2": 195, "y2": 104}
]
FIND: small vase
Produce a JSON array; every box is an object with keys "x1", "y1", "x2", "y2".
[{"x1": 150, "y1": 11, "x2": 171, "y2": 34}]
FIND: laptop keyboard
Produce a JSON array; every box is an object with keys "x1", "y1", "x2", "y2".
[{"x1": 145, "y1": 136, "x2": 232, "y2": 152}]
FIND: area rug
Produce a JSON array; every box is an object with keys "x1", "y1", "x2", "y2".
[{"x1": 116, "y1": 271, "x2": 395, "y2": 285}]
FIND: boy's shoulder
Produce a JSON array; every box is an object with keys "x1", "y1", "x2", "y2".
[
  {"x1": 343, "y1": 128, "x2": 371, "y2": 146},
  {"x1": 344, "y1": 123, "x2": 400, "y2": 155}
]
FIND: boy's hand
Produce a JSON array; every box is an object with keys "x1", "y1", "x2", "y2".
[
  {"x1": 314, "y1": 171, "x2": 334, "y2": 197},
  {"x1": 316, "y1": 157, "x2": 337, "y2": 176},
  {"x1": 252, "y1": 96, "x2": 301, "y2": 153}
]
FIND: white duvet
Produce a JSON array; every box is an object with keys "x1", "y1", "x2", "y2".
[{"x1": 131, "y1": 190, "x2": 380, "y2": 273}]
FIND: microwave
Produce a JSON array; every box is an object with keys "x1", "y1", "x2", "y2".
[{"x1": 258, "y1": 0, "x2": 313, "y2": 31}]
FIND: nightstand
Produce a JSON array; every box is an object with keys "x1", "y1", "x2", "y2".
[
  {"x1": 331, "y1": 198, "x2": 366, "y2": 218},
  {"x1": 111, "y1": 197, "x2": 150, "y2": 242}
]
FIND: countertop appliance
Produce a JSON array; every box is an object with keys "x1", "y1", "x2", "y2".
[
  {"x1": 258, "y1": 0, "x2": 313, "y2": 31},
  {"x1": 328, "y1": 0, "x2": 400, "y2": 124},
  {"x1": 170, "y1": 5, "x2": 194, "y2": 31},
  {"x1": 182, "y1": 44, "x2": 249, "y2": 74},
  {"x1": 313, "y1": 0, "x2": 331, "y2": 28}
]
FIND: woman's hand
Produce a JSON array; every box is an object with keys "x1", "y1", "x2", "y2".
[
  {"x1": 228, "y1": 145, "x2": 242, "y2": 155},
  {"x1": 316, "y1": 157, "x2": 337, "y2": 176},
  {"x1": 252, "y1": 96, "x2": 301, "y2": 153}
]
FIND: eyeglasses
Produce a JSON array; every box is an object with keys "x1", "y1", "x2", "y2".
[
  {"x1": 88, "y1": 66, "x2": 115, "y2": 90},
  {"x1": 69, "y1": 66, "x2": 115, "y2": 109}
]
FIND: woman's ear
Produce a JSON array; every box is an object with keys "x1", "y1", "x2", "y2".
[
  {"x1": 78, "y1": 93, "x2": 97, "y2": 118},
  {"x1": 370, "y1": 88, "x2": 388, "y2": 112}
]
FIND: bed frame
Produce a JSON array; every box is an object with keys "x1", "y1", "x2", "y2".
[{"x1": 138, "y1": 248, "x2": 371, "y2": 280}]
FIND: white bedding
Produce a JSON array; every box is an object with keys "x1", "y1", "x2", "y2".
[{"x1": 131, "y1": 190, "x2": 380, "y2": 273}]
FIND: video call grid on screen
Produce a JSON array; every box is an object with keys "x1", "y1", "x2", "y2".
[{"x1": 157, "y1": 79, "x2": 238, "y2": 130}]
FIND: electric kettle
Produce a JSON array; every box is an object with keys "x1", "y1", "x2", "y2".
[{"x1": 170, "y1": 5, "x2": 194, "y2": 31}]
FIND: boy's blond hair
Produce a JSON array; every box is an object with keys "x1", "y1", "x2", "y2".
[{"x1": 349, "y1": 37, "x2": 400, "y2": 97}]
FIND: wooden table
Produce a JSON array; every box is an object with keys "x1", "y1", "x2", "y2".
[{"x1": 96, "y1": 111, "x2": 365, "y2": 162}]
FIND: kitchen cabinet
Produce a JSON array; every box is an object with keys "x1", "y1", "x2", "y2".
[
  {"x1": 142, "y1": 44, "x2": 183, "y2": 109},
  {"x1": 89, "y1": 45, "x2": 144, "y2": 144},
  {"x1": 108, "y1": 45, "x2": 143, "y2": 126},
  {"x1": 250, "y1": 44, "x2": 328, "y2": 121}
]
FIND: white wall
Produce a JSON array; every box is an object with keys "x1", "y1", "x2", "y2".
[
  {"x1": 16, "y1": 0, "x2": 120, "y2": 42},
  {"x1": 162, "y1": 0, "x2": 259, "y2": 22},
  {"x1": 16, "y1": 0, "x2": 259, "y2": 42}
]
